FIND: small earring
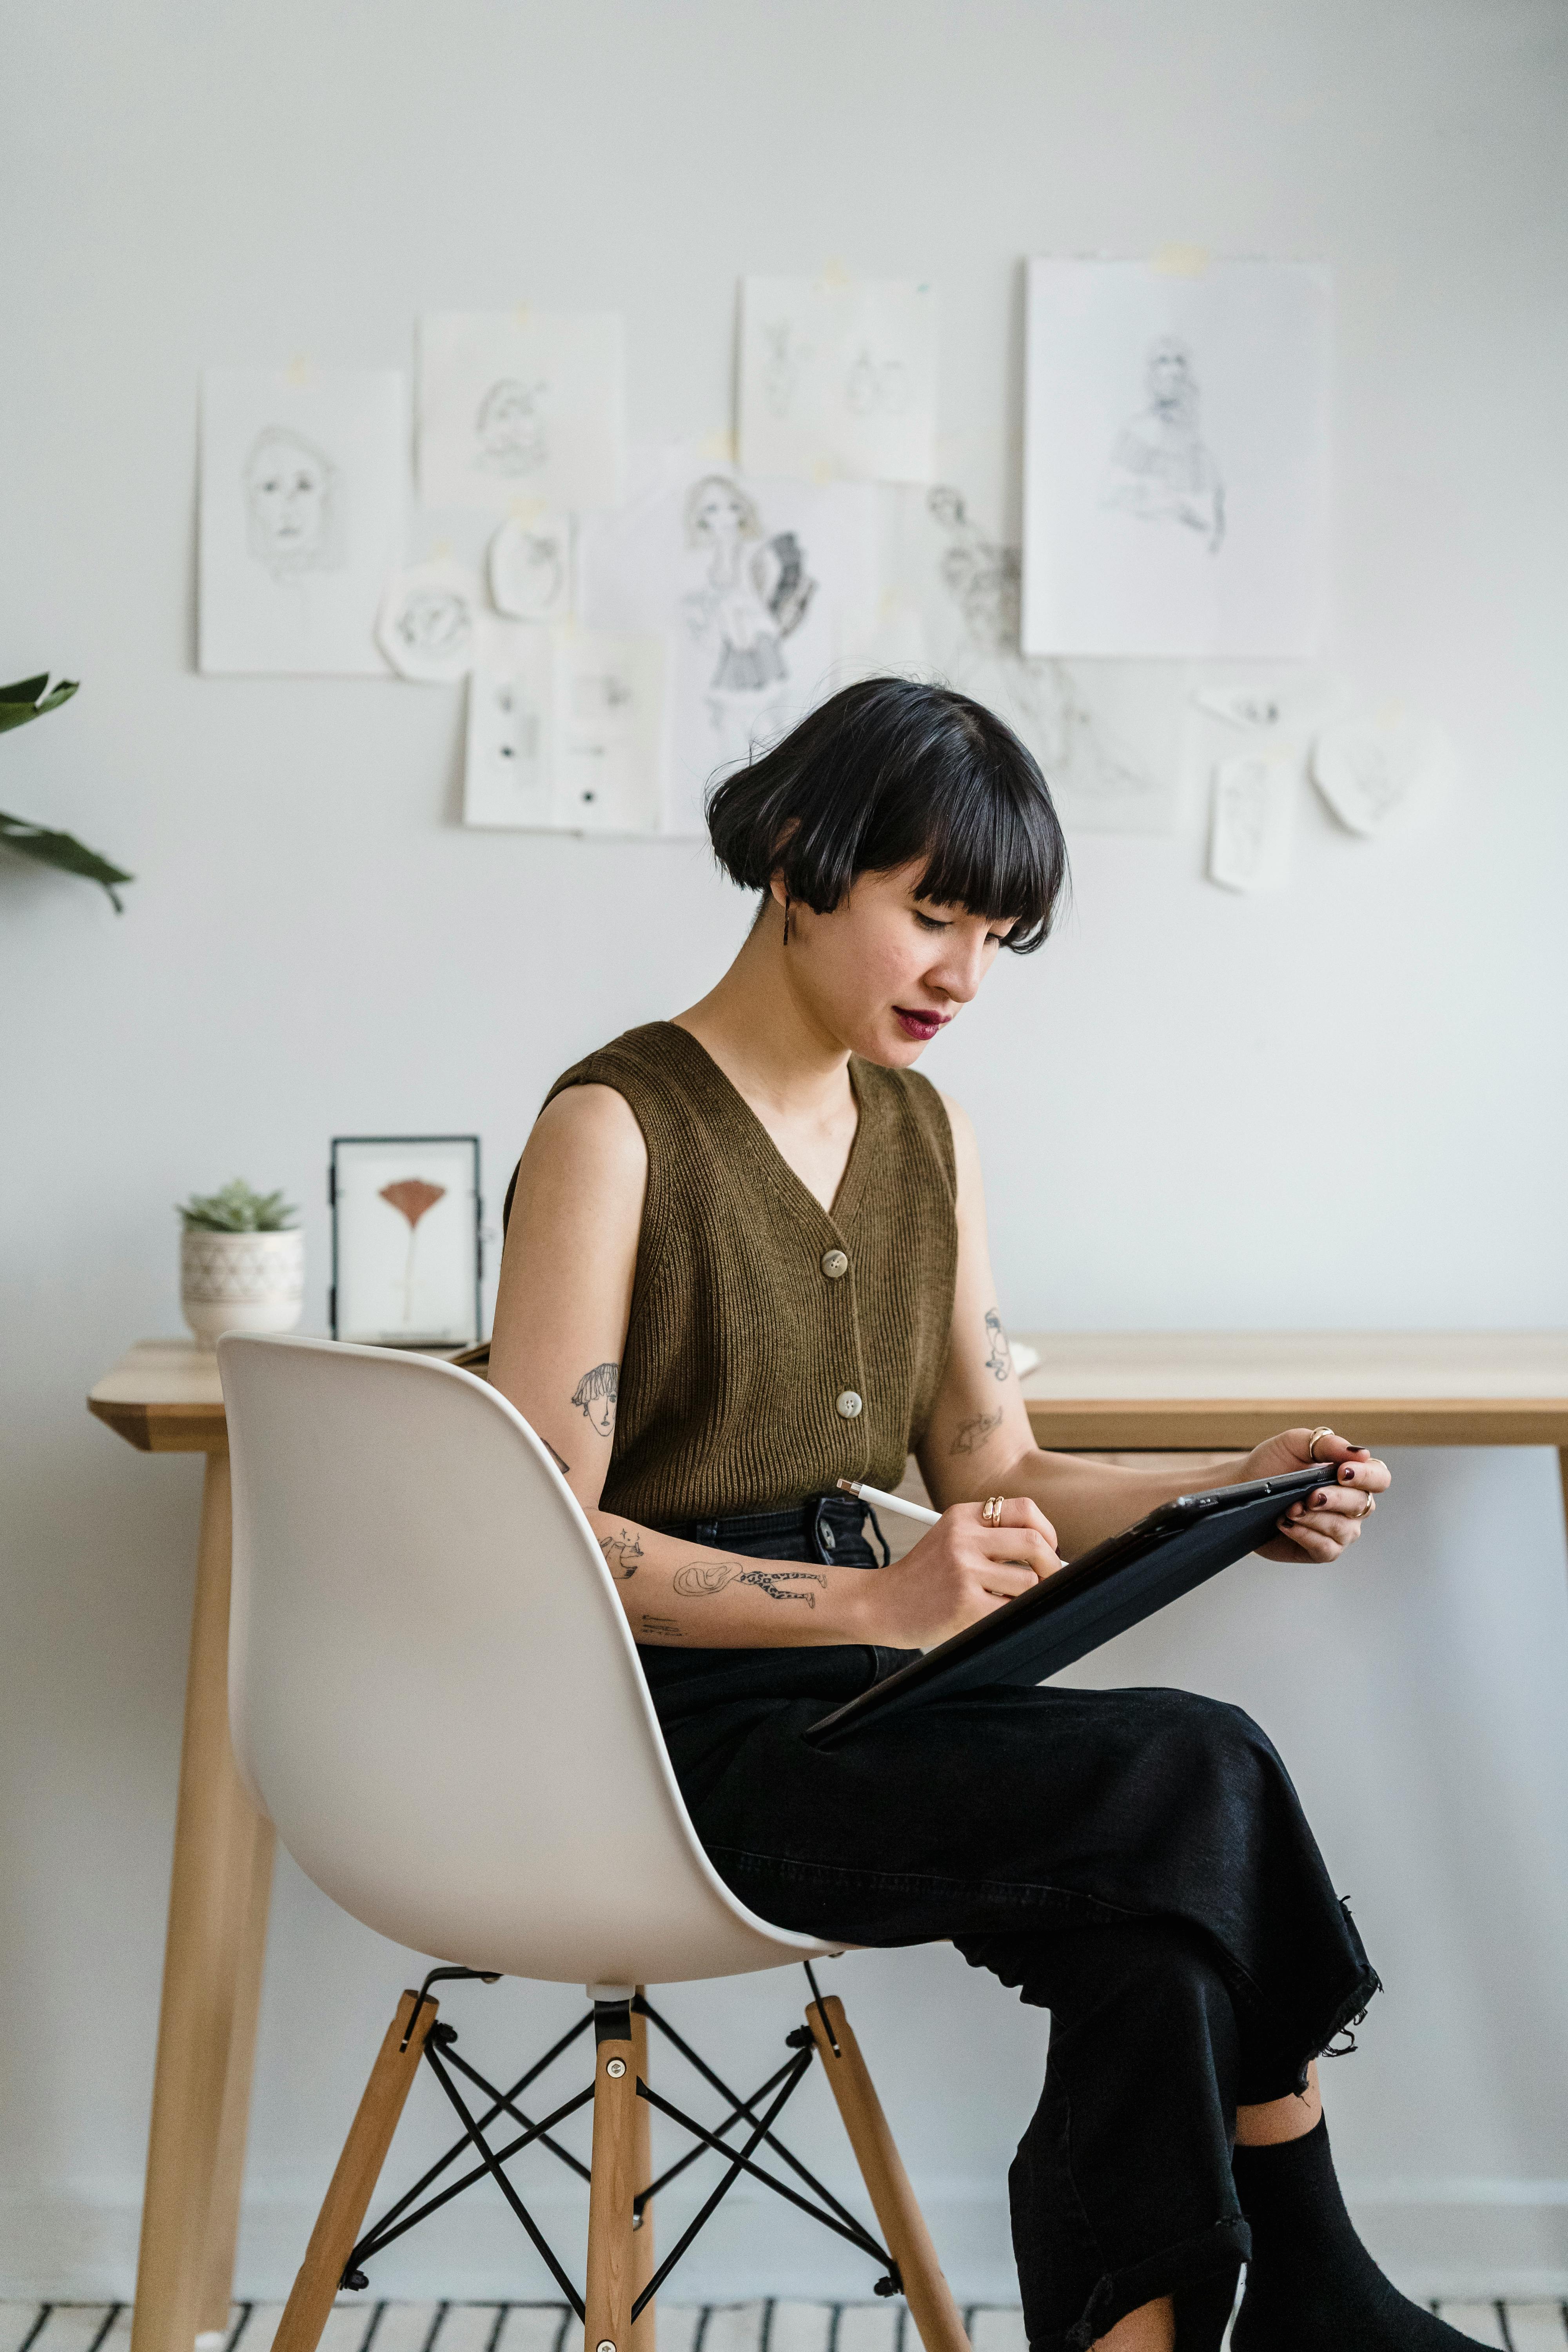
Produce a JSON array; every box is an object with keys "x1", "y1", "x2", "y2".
[{"x1": 782, "y1": 896, "x2": 792, "y2": 947}]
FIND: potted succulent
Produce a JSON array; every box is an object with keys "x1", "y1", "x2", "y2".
[{"x1": 178, "y1": 1179, "x2": 304, "y2": 1346}]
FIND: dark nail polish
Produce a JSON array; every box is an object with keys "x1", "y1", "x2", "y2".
[
  {"x1": 1313, "y1": 1492, "x2": 1327, "y2": 1508},
  {"x1": 1339, "y1": 1464, "x2": 1356, "y2": 1482}
]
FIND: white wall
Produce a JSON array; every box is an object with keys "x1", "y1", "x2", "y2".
[{"x1": 4, "y1": 0, "x2": 1568, "y2": 2305}]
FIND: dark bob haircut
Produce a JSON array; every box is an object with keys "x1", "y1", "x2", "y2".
[{"x1": 705, "y1": 677, "x2": 1069, "y2": 953}]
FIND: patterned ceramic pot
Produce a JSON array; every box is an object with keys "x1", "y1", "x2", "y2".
[{"x1": 180, "y1": 1228, "x2": 305, "y2": 1346}]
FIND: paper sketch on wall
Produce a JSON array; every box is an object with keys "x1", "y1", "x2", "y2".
[
  {"x1": 419, "y1": 313, "x2": 625, "y2": 513},
  {"x1": 1103, "y1": 338, "x2": 1225, "y2": 552},
  {"x1": 199, "y1": 369, "x2": 405, "y2": 675},
  {"x1": 489, "y1": 512, "x2": 572, "y2": 622},
  {"x1": 463, "y1": 622, "x2": 666, "y2": 835},
  {"x1": 891, "y1": 483, "x2": 1185, "y2": 834},
  {"x1": 376, "y1": 558, "x2": 486, "y2": 682},
  {"x1": 739, "y1": 277, "x2": 937, "y2": 483},
  {"x1": 578, "y1": 445, "x2": 878, "y2": 834},
  {"x1": 1022, "y1": 259, "x2": 1330, "y2": 659},
  {"x1": 1312, "y1": 706, "x2": 1452, "y2": 838},
  {"x1": 1208, "y1": 752, "x2": 1296, "y2": 892}
]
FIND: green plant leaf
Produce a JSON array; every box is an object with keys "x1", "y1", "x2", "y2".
[
  {"x1": 0, "y1": 810, "x2": 134, "y2": 911},
  {"x1": 178, "y1": 1177, "x2": 299, "y2": 1232},
  {"x1": 0, "y1": 675, "x2": 78, "y2": 735}
]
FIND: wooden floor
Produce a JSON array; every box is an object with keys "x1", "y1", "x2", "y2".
[{"x1": 4, "y1": 2299, "x2": 1566, "y2": 2352}]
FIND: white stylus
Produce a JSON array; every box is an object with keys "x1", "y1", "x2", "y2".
[{"x1": 836, "y1": 1477, "x2": 940, "y2": 1526}]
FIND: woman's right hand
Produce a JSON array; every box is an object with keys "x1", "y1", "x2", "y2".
[{"x1": 866, "y1": 1499, "x2": 1064, "y2": 1650}]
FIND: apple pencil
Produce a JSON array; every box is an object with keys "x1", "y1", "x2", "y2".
[{"x1": 836, "y1": 1477, "x2": 940, "y2": 1527}]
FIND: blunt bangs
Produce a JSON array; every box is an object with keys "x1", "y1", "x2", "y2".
[{"x1": 705, "y1": 677, "x2": 1069, "y2": 952}]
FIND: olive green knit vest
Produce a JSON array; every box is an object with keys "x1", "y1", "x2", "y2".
[{"x1": 541, "y1": 1022, "x2": 958, "y2": 1527}]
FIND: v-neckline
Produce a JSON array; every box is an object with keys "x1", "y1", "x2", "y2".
[{"x1": 662, "y1": 1021, "x2": 870, "y2": 1232}]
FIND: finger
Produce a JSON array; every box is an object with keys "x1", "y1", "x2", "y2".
[
  {"x1": 1329, "y1": 1456, "x2": 1391, "y2": 1495},
  {"x1": 973, "y1": 1563, "x2": 1040, "y2": 1601},
  {"x1": 1283, "y1": 1486, "x2": 1376, "y2": 1524},
  {"x1": 993, "y1": 1496, "x2": 1059, "y2": 1546},
  {"x1": 977, "y1": 1527, "x2": 1062, "y2": 1578},
  {"x1": 1272, "y1": 1521, "x2": 1352, "y2": 1563},
  {"x1": 1299, "y1": 1428, "x2": 1371, "y2": 1468},
  {"x1": 1279, "y1": 1508, "x2": 1363, "y2": 1547}
]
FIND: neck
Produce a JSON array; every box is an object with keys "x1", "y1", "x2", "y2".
[{"x1": 673, "y1": 900, "x2": 852, "y2": 1121}]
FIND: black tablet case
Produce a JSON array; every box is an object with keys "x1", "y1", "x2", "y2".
[{"x1": 806, "y1": 1461, "x2": 1336, "y2": 1749}]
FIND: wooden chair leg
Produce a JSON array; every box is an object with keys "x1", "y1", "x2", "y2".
[
  {"x1": 272, "y1": 1989, "x2": 439, "y2": 2352},
  {"x1": 584, "y1": 2006, "x2": 640, "y2": 2352},
  {"x1": 629, "y1": 1995, "x2": 656, "y2": 2352},
  {"x1": 808, "y1": 1993, "x2": 969, "y2": 2352}
]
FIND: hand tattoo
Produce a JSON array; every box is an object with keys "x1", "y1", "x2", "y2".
[
  {"x1": 638, "y1": 1614, "x2": 683, "y2": 1641},
  {"x1": 672, "y1": 1558, "x2": 828, "y2": 1610},
  {"x1": 951, "y1": 1405, "x2": 1004, "y2": 1455},
  {"x1": 598, "y1": 1526, "x2": 644, "y2": 1581},
  {"x1": 571, "y1": 1361, "x2": 619, "y2": 1437},
  {"x1": 984, "y1": 1310, "x2": 1013, "y2": 1383}
]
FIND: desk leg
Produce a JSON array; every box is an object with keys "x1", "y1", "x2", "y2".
[
  {"x1": 198, "y1": 1806, "x2": 277, "y2": 2335},
  {"x1": 131, "y1": 1452, "x2": 270, "y2": 2352}
]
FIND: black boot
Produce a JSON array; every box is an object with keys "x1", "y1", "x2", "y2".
[{"x1": 1232, "y1": 2118, "x2": 1493, "y2": 2349}]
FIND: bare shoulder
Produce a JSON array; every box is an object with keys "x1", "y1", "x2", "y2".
[
  {"x1": 936, "y1": 1088, "x2": 983, "y2": 1189},
  {"x1": 528, "y1": 1082, "x2": 648, "y2": 1179}
]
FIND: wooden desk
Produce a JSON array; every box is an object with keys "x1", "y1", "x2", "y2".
[
  {"x1": 89, "y1": 1342, "x2": 272, "y2": 2352},
  {"x1": 91, "y1": 1330, "x2": 1568, "y2": 2351}
]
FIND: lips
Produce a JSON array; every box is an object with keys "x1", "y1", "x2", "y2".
[{"x1": 893, "y1": 1007, "x2": 949, "y2": 1042}]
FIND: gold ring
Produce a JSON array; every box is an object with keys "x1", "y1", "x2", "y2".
[
  {"x1": 982, "y1": 1495, "x2": 1005, "y2": 1528},
  {"x1": 1306, "y1": 1426, "x2": 1334, "y2": 1463}
]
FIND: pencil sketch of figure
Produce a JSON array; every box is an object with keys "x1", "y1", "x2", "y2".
[
  {"x1": 244, "y1": 426, "x2": 342, "y2": 577},
  {"x1": 392, "y1": 584, "x2": 474, "y2": 666},
  {"x1": 1102, "y1": 337, "x2": 1225, "y2": 552},
  {"x1": 682, "y1": 475, "x2": 816, "y2": 725},
  {"x1": 759, "y1": 321, "x2": 800, "y2": 418},
  {"x1": 928, "y1": 486, "x2": 1153, "y2": 805},
  {"x1": 474, "y1": 378, "x2": 548, "y2": 477},
  {"x1": 846, "y1": 348, "x2": 910, "y2": 417},
  {"x1": 491, "y1": 520, "x2": 567, "y2": 619}
]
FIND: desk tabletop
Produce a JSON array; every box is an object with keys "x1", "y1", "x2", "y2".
[
  {"x1": 1015, "y1": 1330, "x2": 1568, "y2": 1448},
  {"x1": 88, "y1": 1330, "x2": 1568, "y2": 1458}
]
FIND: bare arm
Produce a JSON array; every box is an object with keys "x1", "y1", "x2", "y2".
[
  {"x1": 918, "y1": 1097, "x2": 1390, "y2": 1561},
  {"x1": 487, "y1": 1082, "x2": 1059, "y2": 1649}
]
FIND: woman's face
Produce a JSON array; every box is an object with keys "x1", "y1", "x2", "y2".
[
  {"x1": 693, "y1": 483, "x2": 748, "y2": 543},
  {"x1": 777, "y1": 861, "x2": 1013, "y2": 1067}
]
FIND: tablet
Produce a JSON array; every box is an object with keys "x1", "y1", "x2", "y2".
[{"x1": 804, "y1": 1460, "x2": 1339, "y2": 1750}]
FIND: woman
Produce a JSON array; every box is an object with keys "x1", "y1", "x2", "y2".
[{"x1": 490, "y1": 678, "x2": 1480, "y2": 2352}]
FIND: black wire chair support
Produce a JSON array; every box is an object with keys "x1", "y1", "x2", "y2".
[{"x1": 338, "y1": 1966, "x2": 901, "y2": 2310}]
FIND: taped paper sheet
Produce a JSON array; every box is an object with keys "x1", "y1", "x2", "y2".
[
  {"x1": 1207, "y1": 752, "x2": 1297, "y2": 892},
  {"x1": 463, "y1": 626, "x2": 665, "y2": 836},
  {"x1": 419, "y1": 312, "x2": 626, "y2": 512},
  {"x1": 489, "y1": 511, "x2": 572, "y2": 621},
  {"x1": 578, "y1": 445, "x2": 879, "y2": 835},
  {"x1": 1023, "y1": 260, "x2": 1331, "y2": 659},
  {"x1": 376, "y1": 558, "x2": 486, "y2": 682},
  {"x1": 891, "y1": 483, "x2": 1186, "y2": 834},
  {"x1": 199, "y1": 368, "x2": 405, "y2": 675},
  {"x1": 739, "y1": 276, "x2": 938, "y2": 483},
  {"x1": 1312, "y1": 706, "x2": 1451, "y2": 837}
]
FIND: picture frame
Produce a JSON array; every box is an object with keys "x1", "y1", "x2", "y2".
[{"x1": 329, "y1": 1134, "x2": 482, "y2": 1349}]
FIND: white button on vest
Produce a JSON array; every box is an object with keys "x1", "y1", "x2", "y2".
[
  {"x1": 836, "y1": 1389, "x2": 863, "y2": 1419},
  {"x1": 821, "y1": 1249, "x2": 849, "y2": 1280}
]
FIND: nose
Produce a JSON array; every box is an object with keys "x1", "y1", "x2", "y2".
[{"x1": 927, "y1": 931, "x2": 991, "y2": 1005}]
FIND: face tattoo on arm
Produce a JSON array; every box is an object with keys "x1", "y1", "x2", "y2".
[
  {"x1": 984, "y1": 1310, "x2": 1013, "y2": 1382},
  {"x1": 572, "y1": 1361, "x2": 619, "y2": 1437}
]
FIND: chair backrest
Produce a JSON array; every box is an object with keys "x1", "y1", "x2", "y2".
[{"x1": 220, "y1": 1333, "x2": 832, "y2": 1985}]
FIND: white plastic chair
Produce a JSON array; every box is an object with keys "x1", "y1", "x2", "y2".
[{"x1": 220, "y1": 1334, "x2": 966, "y2": 2352}]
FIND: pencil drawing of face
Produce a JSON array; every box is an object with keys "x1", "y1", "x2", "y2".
[
  {"x1": 394, "y1": 585, "x2": 474, "y2": 664},
  {"x1": 572, "y1": 1360, "x2": 619, "y2": 1437},
  {"x1": 495, "y1": 527, "x2": 564, "y2": 618},
  {"x1": 244, "y1": 428, "x2": 340, "y2": 576},
  {"x1": 475, "y1": 378, "x2": 548, "y2": 475},
  {"x1": 1102, "y1": 336, "x2": 1225, "y2": 552}
]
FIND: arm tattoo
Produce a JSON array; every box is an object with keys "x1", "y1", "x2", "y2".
[
  {"x1": 598, "y1": 1526, "x2": 644, "y2": 1581},
  {"x1": 571, "y1": 1361, "x2": 619, "y2": 1436},
  {"x1": 951, "y1": 1404, "x2": 1004, "y2": 1455},
  {"x1": 671, "y1": 1558, "x2": 828, "y2": 1610},
  {"x1": 984, "y1": 1310, "x2": 1013, "y2": 1383},
  {"x1": 543, "y1": 1437, "x2": 571, "y2": 1476},
  {"x1": 638, "y1": 1613, "x2": 683, "y2": 1641}
]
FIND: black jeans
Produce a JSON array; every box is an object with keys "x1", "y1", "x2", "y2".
[{"x1": 643, "y1": 1495, "x2": 1379, "y2": 2352}]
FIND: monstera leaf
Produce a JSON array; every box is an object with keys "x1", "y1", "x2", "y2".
[{"x1": 0, "y1": 674, "x2": 134, "y2": 911}]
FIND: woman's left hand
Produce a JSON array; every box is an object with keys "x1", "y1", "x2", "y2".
[{"x1": 1237, "y1": 1427, "x2": 1392, "y2": 1564}]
